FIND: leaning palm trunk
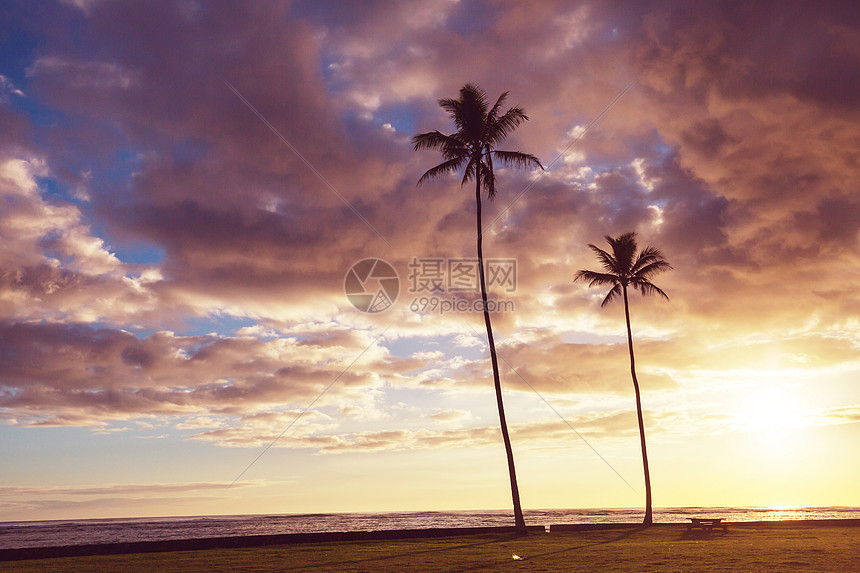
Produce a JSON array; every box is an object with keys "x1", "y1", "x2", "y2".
[
  {"x1": 476, "y1": 173, "x2": 526, "y2": 534},
  {"x1": 623, "y1": 286, "x2": 653, "y2": 525}
]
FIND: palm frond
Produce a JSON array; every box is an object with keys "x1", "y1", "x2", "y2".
[
  {"x1": 456, "y1": 85, "x2": 488, "y2": 142},
  {"x1": 601, "y1": 283, "x2": 622, "y2": 308},
  {"x1": 634, "y1": 260, "x2": 673, "y2": 280},
  {"x1": 417, "y1": 157, "x2": 468, "y2": 185},
  {"x1": 629, "y1": 253, "x2": 662, "y2": 274},
  {"x1": 487, "y1": 106, "x2": 529, "y2": 145},
  {"x1": 486, "y1": 91, "x2": 510, "y2": 124},
  {"x1": 438, "y1": 97, "x2": 462, "y2": 129},
  {"x1": 412, "y1": 131, "x2": 463, "y2": 152},
  {"x1": 460, "y1": 157, "x2": 479, "y2": 187},
  {"x1": 461, "y1": 83, "x2": 488, "y2": 108},
  {"x1": 460, "y1": 83, "x2": 487, "y2": 103},
  {"x1": 483, "y1": 156, "x2": 496, "y2": 198},
  {"x1": 492, "y1": 150, "x2": 544, "y2": 171},
  {"x1": 631, "y1": 279, "x2": 670, "y2": 301},
  {"x1": 437, "y1": 95, "x2": 459, "y2": 110},
  {"x1": 574, "y1": 269, "x2": 618, "y2": 288},
  {"x1": 588, "y1": 243, "x2": 618, "y2": 274},
  {"x1": 630, "y1": 245, "x2": 669, "y2": 275},
  {"x1": 606, "y1": 232, "x2": 637, "y2": 274}
]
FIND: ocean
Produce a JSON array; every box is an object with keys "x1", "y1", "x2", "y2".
[{"x1": 2, "y1": 507, "x2": 859, "y2": 550}]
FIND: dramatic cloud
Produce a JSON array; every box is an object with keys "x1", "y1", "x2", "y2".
[{"x1": 0, "y1": 321, "x2": 425, "y2": 426}]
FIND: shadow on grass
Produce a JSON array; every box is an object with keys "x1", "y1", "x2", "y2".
[
  {"x1": 276, "y1": 527, "x2": 687, "y2": 571},
  {"x1": 678, "y1": 529, "x2": 729, "y2": 541},
  {"x1": 283, "y1": 533, "x2": 522, "y2": 571}
]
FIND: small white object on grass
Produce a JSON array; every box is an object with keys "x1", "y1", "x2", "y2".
[{"x1": 512, "y1": 554, "x2": 525, "y2": 560}]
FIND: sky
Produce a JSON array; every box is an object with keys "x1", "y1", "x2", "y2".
[{"x1": 1, "y1": 0, "x2": 860, "y2": 523}]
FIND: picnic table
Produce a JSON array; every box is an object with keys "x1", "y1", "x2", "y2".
[{"x1": 687, "y1": 517, "x2": 729, "y2": 534}]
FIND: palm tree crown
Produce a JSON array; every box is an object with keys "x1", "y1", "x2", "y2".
[
  {"x1": 574, "y1": 232, "x2": 672, "y2": 308},
  {"x1": 412, "y1": 83, "x2": 543, "y2": 198}
]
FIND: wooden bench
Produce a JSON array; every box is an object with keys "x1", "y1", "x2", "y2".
[{"x1": 687, "y1": 518, "x2": 728, "y2": 534}]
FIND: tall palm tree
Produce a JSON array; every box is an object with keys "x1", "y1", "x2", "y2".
[
  {"x1": 413, "y1": 84, "x2": 543, "y2": 534},
  {"x1": 574, "y1": 232, "x2": 671, "y2": 525}
]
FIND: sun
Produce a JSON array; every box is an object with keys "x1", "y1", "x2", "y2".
[
  {"x1": 745, "y1": 402, "x2": 796, "y2": 432},
  {"x1": 737, "y1": 389, "x2": 803, "y2": 449}
]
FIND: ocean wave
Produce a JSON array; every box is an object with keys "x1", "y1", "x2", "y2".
[{"x1": 2, "y1": 506, "x2": 859, "y2": 550}]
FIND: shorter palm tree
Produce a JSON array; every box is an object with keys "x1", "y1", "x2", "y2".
[{"x1": 574, "y1": 232, "x2": 671, "y2": 525}]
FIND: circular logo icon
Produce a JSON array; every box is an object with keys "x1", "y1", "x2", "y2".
[{"x1": 344, "y1": 258, "x2": 399, "y2": 313}]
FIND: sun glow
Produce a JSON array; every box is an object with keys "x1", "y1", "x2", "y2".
[
  {"x1": 743, "y1": 401, "x2": 798, "y2": 432},
  {"x1": 736, "y1": 383, "x2": 805, "y2": 450}
]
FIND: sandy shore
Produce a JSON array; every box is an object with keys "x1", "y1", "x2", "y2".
[{"x1": 2, "y1": 519, "x2": 858, "y2": 572}]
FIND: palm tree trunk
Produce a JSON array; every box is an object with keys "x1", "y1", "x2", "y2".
[
  {"x1": 622, "y1": 285, "x2": 653, "y2": 525},
  {"x1": 476, "y1": 173, "x2": 526, "y2": 535}
]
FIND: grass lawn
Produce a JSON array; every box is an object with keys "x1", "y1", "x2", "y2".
[{"x1": 2, "y1": 523, "x2": 858, "y2": 572}]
